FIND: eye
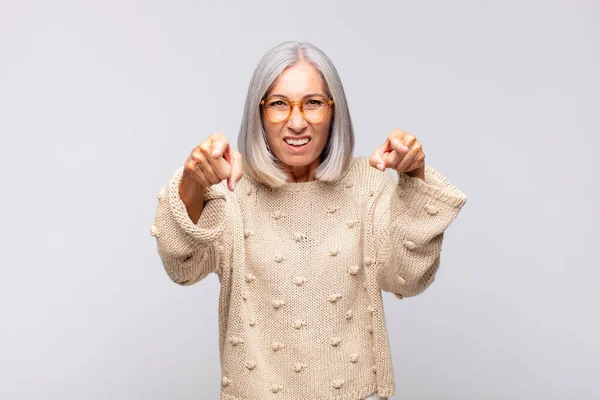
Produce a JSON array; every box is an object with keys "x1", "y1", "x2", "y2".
[
  {"x1": 306, "y1": 99, "x2": 324, "y2": 106},
  {"x1": 266, "y1": 100, "x2": 287, "y2": 107}
]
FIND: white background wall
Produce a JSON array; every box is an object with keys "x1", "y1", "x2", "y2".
[{"x1": 1, "y1": 0, "x2": 598, "y2": 398}]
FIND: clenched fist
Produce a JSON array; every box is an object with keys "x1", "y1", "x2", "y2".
[
  {"x1": 179, "y1": 133, "x2": 243, "y2": 221},
  {"x1": 369, "y1": 129, "x2": 426, "y2": 181}
]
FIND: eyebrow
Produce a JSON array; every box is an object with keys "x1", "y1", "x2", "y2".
[{"x1": 268, "y1": 93, "x2": 327, "y2": 99}]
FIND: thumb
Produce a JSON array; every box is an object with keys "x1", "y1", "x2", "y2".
[
  {"x1": 211, "y1": 138, "x2": 229, "y2": 159},
  {"x1": 391, "y1": 137, "x2": 409, "y2": 153}
]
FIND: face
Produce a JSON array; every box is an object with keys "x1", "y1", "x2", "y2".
[{"x1": 262, "y1": 62, "x2": 332, "y2": 170}]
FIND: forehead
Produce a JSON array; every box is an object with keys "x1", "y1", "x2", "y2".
[{"x1": 267, "y1": 62, "x2": 326, "y2": 97}]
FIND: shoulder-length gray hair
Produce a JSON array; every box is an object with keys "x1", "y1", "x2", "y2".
[{"x1": 238, "y1": 41, "x2": 355, "y2": 188}]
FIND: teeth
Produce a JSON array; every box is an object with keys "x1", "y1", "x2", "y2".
[{"x1": 285, "y1": 138, "x2": 310, "y2": 146}]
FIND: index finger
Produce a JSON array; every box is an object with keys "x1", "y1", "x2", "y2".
[
  {"x1": 227, "y1": 150, "x2": 243, "y2": 191},
  {"x1": 368, "y1": 141, "x2": 387, "y2": 171}
]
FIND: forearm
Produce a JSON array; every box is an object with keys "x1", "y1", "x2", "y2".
[
  {"x1": 152, "y1": 166, "x2": 228, "y2": 285},
  {"x1": 179, "y1": 177, "x2": 206, "y2": 224},
  {"x1": 375, "y1": 164, "x2": 468, "y2": 297}
]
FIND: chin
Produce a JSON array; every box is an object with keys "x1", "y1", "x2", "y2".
[
  {"x1": 279, "y1": 157, "x2": 310, "y2": 167},
  {"x1": 276, "y1": 153, "x2": 316, "y2": 167}
]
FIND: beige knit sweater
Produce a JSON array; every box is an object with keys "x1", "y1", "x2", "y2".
[{"x1": 151, "y1": 156, "x2": 468, "y2": 399}]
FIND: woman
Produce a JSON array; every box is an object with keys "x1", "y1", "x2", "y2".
[{"x1": 151, "y1": 41, "x2": 467, "y2": 400}]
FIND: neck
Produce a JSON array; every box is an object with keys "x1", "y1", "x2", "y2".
[{"x1": 280, "y1": 158, "x2": 320, "y2": 183}]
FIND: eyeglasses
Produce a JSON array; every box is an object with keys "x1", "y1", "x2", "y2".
[{"x1": 260, "y1": 96, "x2": 334, "y2": 124}]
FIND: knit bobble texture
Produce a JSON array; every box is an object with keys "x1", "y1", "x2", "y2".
[{"x1": 151, "y1": 157, "x2": 468, "y2": 399}]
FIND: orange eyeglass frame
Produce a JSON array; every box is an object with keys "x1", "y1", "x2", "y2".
[{"x1": 260, "y1": 97, "x2": 334, "y2": 123}]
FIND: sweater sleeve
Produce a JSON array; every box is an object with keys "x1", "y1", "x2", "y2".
[
  {"x1": 373, "y1": 164, "x2": 468, "y2": 298},
  {"x1": 151, "y1": 166, "x2": 229, "y2": 286}
]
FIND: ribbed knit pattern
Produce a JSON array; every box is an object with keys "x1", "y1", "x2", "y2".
[{"x1": 151, "y1": 156, "x2": 468, "y2": 399}]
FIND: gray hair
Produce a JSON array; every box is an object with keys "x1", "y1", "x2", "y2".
[{"x1": 238, "y1": 41, "x2": 355, "y2": 188}]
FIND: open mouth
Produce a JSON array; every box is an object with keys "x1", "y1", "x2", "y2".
[{"x1": 284, "y1": 137, "x2": 311, "y2": 147}]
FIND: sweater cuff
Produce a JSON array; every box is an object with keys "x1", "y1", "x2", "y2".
[
  {"x1": 168, "y1": 166, "x2": 227, "y2": 246},
  {"x1": 396, "y1": 164, "x2": 468, "y2": 209}
]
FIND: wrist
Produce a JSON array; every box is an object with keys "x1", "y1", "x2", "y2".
[
  {"x1": 179, "y1": 175, "x2": 206, "y2": 203},
  {"x1": 399, "y1": 167, "x2": 425, "y2": 181}
]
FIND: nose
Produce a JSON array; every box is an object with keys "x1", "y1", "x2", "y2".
[{"x1": 287, "y1": 103, "x2": 308, "y2": 132}]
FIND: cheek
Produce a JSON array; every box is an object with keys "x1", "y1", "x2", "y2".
[
  {"x1": 316, "y1": 121, "x2": 332, "y2": 145},
  {"x1": 263, "y1": 123, "x2": 279, "y2": 146}
]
